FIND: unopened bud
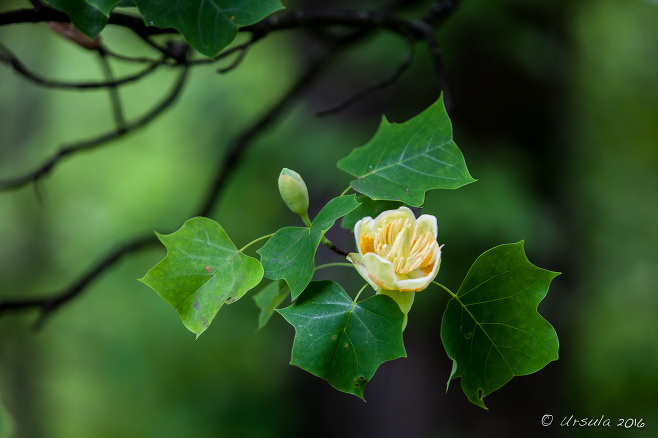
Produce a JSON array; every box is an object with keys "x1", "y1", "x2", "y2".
[{"x1": 278, "y1": 168, "x2": 309, "y2": 216}]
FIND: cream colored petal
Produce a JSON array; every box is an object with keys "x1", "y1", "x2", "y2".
[
  {"x1": 413, "y1": 214, "x2": 438, "y2": 240},
  {"x1": 360, "y1": 252, "x2": 400, "y2": 291},
  {"x1": 347, "y1": 253, "x2": 379, "y2": 290},
  {"x1": 348, "y1": 252, "x2": 399, "y2": 291},
  {"x1": 353, "y1": 217, "x2": 375, "y2": 255},
  {"x1": 372, "y1": 206, "x2": 416, "y2": 230}
]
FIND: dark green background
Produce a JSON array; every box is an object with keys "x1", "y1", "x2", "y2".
[{"x1": 1, "y1": 0, "x2": 656, "y2": 437}]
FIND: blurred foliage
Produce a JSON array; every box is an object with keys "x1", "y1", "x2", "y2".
[{"x1": 1, "y1": 0, "x2": 657, "y2": 437}]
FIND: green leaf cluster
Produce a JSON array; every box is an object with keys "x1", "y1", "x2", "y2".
[
  {"x1": 140, "y1": 97, "x2": 559, "y2": 405},
  {"x1": 45, "y1": 0, "x2": 284, "y2": 57}
]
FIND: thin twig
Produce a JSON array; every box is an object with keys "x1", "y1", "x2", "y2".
[
  {"x1": 0, "y1": 64, "x2": 189, "y2": 191},
  {"x1": 416, "y1": 20, "x2": 452, "y2": 111},
  {"x1": 197, "y1": 30, "x2": 372, "y2": 217},
  {"x1": 97, "y1": 50, "x2": 127, "y2": 130},
  {"x1": 316, "y1": 36, "x2": 415, "y2": 116},
  {"x1": 101, "y1": 44, "x2": 164, "y2": 64},
  {"x1": 0, "y1": 0, "x2": 463, "y2": 324},
  {"x1": 0, "y1": 42, "x2": 162, "y2": 90},
  {"x1": 216, "y1": 37, "x2": 253, "y2": 74}
]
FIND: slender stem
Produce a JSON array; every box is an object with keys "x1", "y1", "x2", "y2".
[
  {"x1": 300, "y1": 211, "x2": 312, "y2": 228},
  {"x1": 339, "y1": 185, "x2": 352, "y2": 197},
  {"x1": 354, "y1": 283, "x2": 369, "y2": 303},
  {"x1": 432, "y1": 281, "x2": 457, "y2": 298},
  {"x1": 97, "y1": 51, "x2": 126, "y2": 131},
  {"x1": 314, "y1": 262, "x2": 353, "y2": 271},
  {"x1": 239, "y1": 233, "x2": 274, "y2": 252}
]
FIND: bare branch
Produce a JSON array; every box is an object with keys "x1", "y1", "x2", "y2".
[
  {"x1": 316, "y1": 36, "x2": 415, "y2": 116},
  {"x1": 422, "y1": 0, "x2": 463, "y2": 27},
  {"x1": 97, "y1": 50, "x2": 127, "y2": 130},
  {"x1": 0, "y1": 235, "x2": 159, "y2": 329},
  {"x1": 216, "y1": 37, "x2": 254, "y2": 74},
  {"x1": 0, "y1": 64, "x2": 189, "y2": 191},
  {"x1": 0, "y1": 42, "x2": 163, "y2": 90},
  {"x1": 0, "y1": 0, "x2": 462, "y2": 325},
  {"x1": 197, "y1": 29, "x2": 373, "y2": 218}
]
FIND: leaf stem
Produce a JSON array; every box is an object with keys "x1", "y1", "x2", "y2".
[
  {"x1": 432, "y1": 281, "x2": 457, "y2": 298},
  {"x1": 240, "y1": 233, "x2": 275, "y2": 253},
  {"x1": 315, "y1": 262, "x2": 354, "y2": 271},
  {"x1": 300, "y1": 211, "x2": 312, "y2": 228},
  {"x1": 339, "y1": 185, "x2": 352, "y2": 197},
  {"x1": 354, "y1": 283, "x2": 369, "y2": 303}
]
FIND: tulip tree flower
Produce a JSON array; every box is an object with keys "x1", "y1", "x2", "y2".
[{"x1": 347, "y1": 207, "x2": 443, "y2": 328}]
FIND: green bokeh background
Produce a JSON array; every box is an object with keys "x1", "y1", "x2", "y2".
[{"x1": 1, "y1": 0, "x2": 657, "y2": 437}]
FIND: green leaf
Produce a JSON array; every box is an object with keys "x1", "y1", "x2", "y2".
[
  {"x1": 258, "y1": 195, "x2": 361, "y2": 300},
  {"x1": 340, "y1": 195, "x2": 403, "y2": 230},
  {"x1": 337, "y1": 96, "x2": 476, "y2": 207},
  {"x1": 440, "y1": 242, "x2": 559, "y2": 409},
  {"x1": 253, "y1": 280, "x2": 289, "y2": 329},
  {"x1": 140, "y1": 217, "x2": 264, "y2": 338},
  {"x1": 257, "y1": 227, "x2": 314, "y2": 300},
  {"x1": 132, "y1": 0, "x2": 285, "y2": 57},
  {"x1": 45, "y1": 0, "x2": 109, "y2": 37},
  {"x1": 309, "y1": 195, "x2": 361, "y2": 247},
  {"x1": 86, "y1": 0, "x2": 122, "y2": 15},
  {"x1": 278, "y1": 281, "x2": 406, "y2": 399}
]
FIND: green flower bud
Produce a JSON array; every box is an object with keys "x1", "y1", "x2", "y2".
[{"x1": 278, "y1": 168, "x2": 309, "y2": 216}]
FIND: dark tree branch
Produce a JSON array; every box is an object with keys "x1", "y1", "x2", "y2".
[
  {"x1": 0, "y1": 64, "x2": 189, "y2": 191},
  {"x1": 324, "y1": 241, "x2": 349, "y2": 257},
  {"x1": 215, "y1": 36, "x2": 255, "y2": 74},
  {"x1": 0, "y1": 30, "x2": 368, "y2": 326},
  {"x1": 0, "y1": 235, "x2": 158, "y2": 329},
  {"x1": 316, "y1": 36, "x2": 415, "y2": 116},
  {"x1": 197, "y1": 29, "x2": 373, "y2": 218},
  {"x1": 0, "y1": 0, "x2": 462, "y2": 323},
  {"x1": 422, "y1": 0, "x2": 463, "y2": 27},
  {"x1": 0, "y1": 42, "x2": 163, "y2": 89}
]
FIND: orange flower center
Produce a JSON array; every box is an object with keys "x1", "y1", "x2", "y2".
[{"x1": 360, "y1": 218, "x2": 436, "y2": 275}]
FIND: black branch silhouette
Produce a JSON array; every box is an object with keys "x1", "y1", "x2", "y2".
[{"x1": 0, "y1": 0, "x2": 461, "y2": 325}]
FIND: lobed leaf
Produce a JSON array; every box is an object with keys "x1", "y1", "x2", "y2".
[
  {"x1": 258, "y1": 195, "x2": 361, "y2": 300},
  {"x1": 278, "y1": 281, "x2": 406, "y2": 399},
  {"x1": 257, "y1": 227, "x2": 314, "y2": 300},
  {"x1": 132, "y1": 0, "x2": 285, "y2": 57},
  {"x1": 140, "y1": 217, "x2": 263, "y2": 338},
  {"x1": 309, "y1": 195, "x2": 361, "y2": 247},
  {"x1": 440, "y1": 242, "x2": 559, "y2": 408},
  {"x1": 337, "y1": 96, "x2": 476, "y2": 207}
]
